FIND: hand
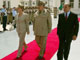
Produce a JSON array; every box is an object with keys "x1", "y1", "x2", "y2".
[
  {"x1": 72, "y1": 35, "x2": 77, "y2": 40},
  {"x1": 27, "y1": 32, "x2": 30, "y2": 34}
]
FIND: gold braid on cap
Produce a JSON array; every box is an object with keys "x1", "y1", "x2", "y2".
[
  {"x1": 18, "y1": 5, "x2": 24, "y2": 11},
  {"x1": 38, "y1": 1, "x2": 45, "y2": 6}
]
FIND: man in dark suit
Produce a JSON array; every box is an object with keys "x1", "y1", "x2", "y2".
[{"x1": 57, "y1": 3, "x2": 79, "y2": 60}]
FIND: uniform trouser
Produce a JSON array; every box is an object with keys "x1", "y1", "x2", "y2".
[
  {"x1": 3, "y1": 16, "x2": 7, "y2": 30},
  {"x1": 57, "y1": 35, "x2": 72, "y2": 60},
  {"x1": 1, "y1": 16, "x2": 3, "y2": 23},
  {"x1": 13, "y1": 17, "x2": 15, "y2": 20},
  {"x1": 7, "y1": 16, "x2": 13, "y2": 24},
  {"x1": 35, "y1": 35, "x2": 47, "y2": 57},
  {"x1": 17, "y1": 32, "x2": 26, "y2": 57}
]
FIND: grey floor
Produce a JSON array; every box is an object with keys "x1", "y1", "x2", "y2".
[{"x1": 0, "y1": 14, "x2": 80, "y2": 60}]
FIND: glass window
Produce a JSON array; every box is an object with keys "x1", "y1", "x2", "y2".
[
  {"x1": 61, "y1": 0, "x2": 65, "y2": 5},
  {"x1": 70, "y1": 0, "x2": 74, "y2": 2},
  {"x1": 8, "y1": 1, "x2": 10, "y2": 8},
  {"x1": 33, "y1": 2, "x2": 35, "y2": 5},
  {"x1": 70, "y1": 0, "x2": 74, "y2": 8},
  {"x1": 21, "y1": 2, "x2": 24, "y2": 5},
  {"x1": 79, "y1": 0, "x2": 80, "y2": 8},
  {"x1": 25, "y1": 3, "x2": 27, "y2": 5},
  {"x1": 3, "y1": 1, "x2": 6, "y2": 6}
]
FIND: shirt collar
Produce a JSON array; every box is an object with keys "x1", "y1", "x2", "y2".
[{"x1": 64, "y1": 11, "x2": 70, "y2": 17}]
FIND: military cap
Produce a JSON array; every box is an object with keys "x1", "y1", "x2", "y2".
[
  {"x1": 38, "y1": 1, "x2": 45, "y2": 6},
  {"x1": 18, "y1": 5, "x2": 24, "y2": 11}
]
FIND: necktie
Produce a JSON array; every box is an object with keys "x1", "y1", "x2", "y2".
[{"x1": 65, "y1": 13, "x2": 67, "y2": 20}]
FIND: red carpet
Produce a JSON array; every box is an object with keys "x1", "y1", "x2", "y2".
[
  {"x1": 78, "y1": 18, "x2": 80, "y2": 22},
  {"x1": 1, "y1": 28, "x2": 59, "y2": 60},
  {"x1": 1, "y1": 18, "x2": 80, "y2": 60}
]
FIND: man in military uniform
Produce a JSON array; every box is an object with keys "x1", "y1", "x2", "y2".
[{"x1": 32, "y1": 1, "x2": 52, "y2": 59}]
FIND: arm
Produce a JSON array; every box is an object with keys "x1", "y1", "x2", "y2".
[
  {"x1": 73, "y1": 15, "x2": 79, "y2": 37},
  {"x1": 31, "y1": 13, "x2": 35, "y2": 31},
  {"x1": 57, "y1": 14, "x2": 61, "y2": 35},
  {"x1": 47, "y1": 12, "x2": 52, "y2": 33},
  {"x1": 31, "y1": 13, "x2": 35, "y2": 22},
  {"x1": 25, "y1": 15, "x2": 30, "y2": 34}
]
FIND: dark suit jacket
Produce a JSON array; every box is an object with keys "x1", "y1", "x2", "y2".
[{"x1": 57, "y1": 12, "x2": 79, "y2": 39}]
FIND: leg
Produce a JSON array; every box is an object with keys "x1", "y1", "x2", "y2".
[
  {"x1": 39, "y1": 36, "x2": 47, "y2": 57},
  {"x1": 3, "y1": 16, "x2": 7, "y2": 31},
  {"x1": 23, "y1": 40, "x2": 28, "y2": 51},
  {"x1": 57, "y1": 35, "x2": 65, "y2": 60},
  {"x1": 3, "y1": 16, "x2": 5, "y2": 30},
  {"x1": 14, "y1": 21, "x2": 16, "y2": 28},
  {"x1": 17, "y1": 33, "x2": 26, "y2": 57},
  {"x1": 1, "y1": 16, "x2": 3, "y2": 24},
  {"x1": 64, "y1": 39, "x2": 72, "y2": 60},
  {"x1": 10, "y1": 16, "x2": 13, "y2": 23},
  {"x1": 7, "y1": 15, "x2": 9, "y2": 24},
  {"x1": 35, "y1": 36, "x2": 41, "y2": 48},
  {"x1": 13, "y1": 17, "x2": 14, "y2": 20}
]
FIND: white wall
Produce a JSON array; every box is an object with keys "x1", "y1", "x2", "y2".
[
  {"x1": 57, "y1": 0, "x2": 80, "y2": 14},
  {"x1": 70, "y1": 0, "x2": 80, "y2": 14},
  {"x1": 10, "y1": 0, "x2": 20, "y2": 8},
  {"x1": 0, "y1": 0, "x2": 20, "y2": 8},
  {"x1": 0, "y1": 0, "x2": 80, "y2": 14},
  {"x1": 0, "y1": 0, "x2": 4, "y2": 8}
]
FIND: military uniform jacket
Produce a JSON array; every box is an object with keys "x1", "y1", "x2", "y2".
[
  {"x1": 14, "y1": 13, "x2": 29, "y2": 34},
  {"x1": 32, "y1": 9, "x2": 52, "y2": 36}
]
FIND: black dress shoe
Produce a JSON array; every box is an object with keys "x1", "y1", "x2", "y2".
[
  {"x1": 35, "y1": 56, "x2": 45, "y2": 60},
  {"x1": 65, "y1": 59, "x2": 67, "y2": 60},
  {"x1": 37, "y1": 56, "x2": 45, "y2": 60},
  {"x1": 38, "y1": 56, "x2": 43, "y2": 59},
  {"x1": 14, "y1": 56, "x2": 22, "y2": 60},
  {"x1": 16, "y1": 56, "x2": 21, "y2": 59},
  {"x1": 3, "y1": 29, "x2": 8, "y2": 31}
]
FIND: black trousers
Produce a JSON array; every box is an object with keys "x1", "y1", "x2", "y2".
[
  {"x1": 57, "y1": 34, "x2": 72, "y2": 60},
  {"x1": 3, "y1": 16, "x2": 7, "y2": 30},
  {"x1": 13, "y1": 17, "x2": 15, "y2": 20}
]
